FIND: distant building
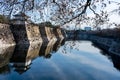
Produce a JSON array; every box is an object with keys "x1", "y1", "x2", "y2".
[{"x1": 84, "y1": 27, "x2": 91, "y2": 31}]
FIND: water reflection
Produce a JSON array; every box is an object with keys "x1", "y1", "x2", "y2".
[
  {"x1": 62, "y1": 41, "x2": 120, "y2": 72},
  {"x1": 10, "y1": 44, "x2": 31, "y2": 74},
  {"x1": 100, "y1": 51, "x2": 120, "y2": 71},
  {"x1": 0, "y1": 46, "x2": 15, "y2": 74},
  {"x1": 0, "y1": 41, "x2": 120, "y2": 80},
  {"x1": 0, "y1": 46, "x2": 15, "y2": 68},
  {"x1": 0, "y1": 39, "x2": 64, "y2": 74},
  {"x1": 92, "y1": 44, "x2": 120, "y2": 71},
  {"x1": 110, "y1": 54, "x2": 120, "y2": 71}
]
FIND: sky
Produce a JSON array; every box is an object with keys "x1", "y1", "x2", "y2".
[
  {"x1": 63, "y1": 0, "x2": 120, "y2": 30},
  {"x1": 0, "y1": 0, "x2": 120, "y2": 30}
]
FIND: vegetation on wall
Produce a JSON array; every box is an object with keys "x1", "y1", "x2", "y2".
[
  {"x1": 0, "y1": 15, "x2": 9, "y2": 24},
  {"x1": 38, "y1": 22, "x2": 60, "y2": 28}
]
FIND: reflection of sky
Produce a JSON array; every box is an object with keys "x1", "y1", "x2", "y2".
[
  {"x1": 0, "y1": 41, "x2": 120, "y2": 80},
  {"x1": 58, "y1": 41, "x2": 120, "y2": 79}
]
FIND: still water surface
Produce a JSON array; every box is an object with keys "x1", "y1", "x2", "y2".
[{"x1": 0, "y1": 41, "x2": 120, "y2": 80}]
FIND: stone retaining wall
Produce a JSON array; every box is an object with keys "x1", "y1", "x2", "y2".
[
  {"x1": 25, "y1": 23, "x2": 42, "y2": 44},
  {"x1": 0, "y1": 23, "x2": 15, "y2": 46},
  {"x1": 0, "y1": 22, "x2": 66, "y2": 46}
]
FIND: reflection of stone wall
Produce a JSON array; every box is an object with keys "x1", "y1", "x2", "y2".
[
  {"x1": 0, "y1": 23, "x2": 15, "y2": 46},
  {"x1": 0, "y1": 46, "x2": 15, "y2": 68},
  {"x1": 27, "y1": 42, "x2": 42, "y2": 60},
  {"x1": 9, "y1": 38, "x2": 65, "y2": 74}
]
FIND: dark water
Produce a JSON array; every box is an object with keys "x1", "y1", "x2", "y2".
[{"x1": 0, "y1": 41, "x2": 120, "y2": 80}]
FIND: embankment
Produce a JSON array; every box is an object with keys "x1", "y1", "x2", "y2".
[
  {"x1": 0, "y1": 23, "x2": 15, "y2": 46},
  {"x1": 0, "y1": 23, "x2": 66, "y2": 46}
]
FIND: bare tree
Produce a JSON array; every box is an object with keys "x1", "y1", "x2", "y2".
[{"x1": 0, "y1": 0, "x2": 120, "y2": 28}]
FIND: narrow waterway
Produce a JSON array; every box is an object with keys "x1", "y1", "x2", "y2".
[{"x1": 0, "y1": 41, "x2": 120, "y2": 80}]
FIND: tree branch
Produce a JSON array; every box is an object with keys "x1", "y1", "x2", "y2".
[
  {"x1": 61, "y1": 0, "x2": 91, "y2": 25},
  {"x1": 89, "y1": 5, "x2": 101, "y2": 18}
]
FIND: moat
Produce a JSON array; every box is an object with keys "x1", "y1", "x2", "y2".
[{"x1": 0, "y1": 41, "x2": 120, "y2": 80}]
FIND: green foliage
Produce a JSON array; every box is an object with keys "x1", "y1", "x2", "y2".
[
  {"x1": 0, "y1": 15, "x2": 9, "y2": 24},
  {"x1": 38, "y1": 21, "x2": 56, "y2": 28}
]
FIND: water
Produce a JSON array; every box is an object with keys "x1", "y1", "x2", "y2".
[{"x1": 0, "y1": 41, "x2": 120, "y2": 80}]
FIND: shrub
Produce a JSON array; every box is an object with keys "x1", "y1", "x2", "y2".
[
  {"x1": 0, "y1": 15, "x2": 9, "y2": 24},
  {"x1": 38, "y1": 21, "x2": 57, "y2": 28}
]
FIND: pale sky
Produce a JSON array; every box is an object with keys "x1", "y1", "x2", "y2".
[
  {"x1": 25, "y1": 0, "x2": 120, "y2": 30},
  {"x1": 86, "y1": 0, "x2": 120, "y2": 29},
  {"x1": 0, "y1": 0, "x2": 120, "y2": 30}
]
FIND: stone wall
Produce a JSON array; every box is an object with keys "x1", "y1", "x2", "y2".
[
  {"x1": 0, "y1": 23, "x2": 15, "y2": 46},
  {"x1": 0, "y1": 22, "x2": 66, "y2": 45},
  {"x1": 0, "y1": 18, "x2": 66, "y2": 46},
  {"x1": 25, "y1": 23, "x2": 42, "y2": 44}
]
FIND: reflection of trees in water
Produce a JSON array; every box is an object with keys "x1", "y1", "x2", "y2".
[
  {"x1": 0, "y1": 46, "x2": 15, "y2": 75},
  {"x1": 103, "y1": 52, "x2": 120, "y2": 71},
  {"x1": 0, "y1": 65, "x2": 11, "y2": 75},
  {"x1": 0, "y1": 38, "x2": 65, "y2": 74},
  {"x1": 62, "y1": 41, "x2": 120, "y2": 71},
  {"x1": 109, "y1": 54, "x2": 120, "y2": 71},
  {"x1": 0, "y1": 40, "x2": 120, "y2": 75},
  {"x1": 92, "y1": 43, "x2": 120, "y2": 71},
  {"x1": 61, "y1": 41, "x2": 83, "y2": 54},
  {"x1": 0, "y1": 46, "x2": 15, "y2": 68}
]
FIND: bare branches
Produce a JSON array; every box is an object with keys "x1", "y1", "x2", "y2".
[
  {"x1": 0, "y1": 0, "x2": 120, "y2": 28},
  {"x1": 109, "y1": 1, "x2": 120, "y2": 5},
  {"x1": 61, "y1": 0, "x2": 92, "y2": 25},
  {"x1": 89, "y1": 5, "x2": 101, "y2": 18}
]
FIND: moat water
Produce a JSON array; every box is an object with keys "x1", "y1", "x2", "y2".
[{"x1": 0, "y1": 41, "x2": 120, "y2": 80}]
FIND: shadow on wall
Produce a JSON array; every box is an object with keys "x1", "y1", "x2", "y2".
[{"x1": 10, "y1": 24, "x2": 30, "y2": 45}]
